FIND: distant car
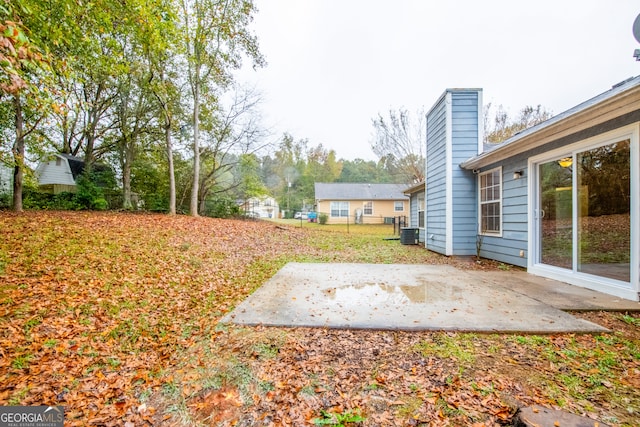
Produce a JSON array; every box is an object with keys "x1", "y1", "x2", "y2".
[{"x1": 294, "y1": 212, "x2": 308, "y2": 219}]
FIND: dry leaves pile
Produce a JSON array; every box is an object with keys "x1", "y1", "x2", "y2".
[
  {"x1": 0, "y1": 212, "x2": 307, "y2": 424},
  {"x1": 0, "y1": 212, "x2": 638, "y2": 426}
]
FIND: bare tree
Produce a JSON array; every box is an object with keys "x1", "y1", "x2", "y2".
[
  {"x1": 370, "y1": 107, "x2": 425, "y2": 183},
  {"x1": 197, "y1": 85, "x2": 268, "y2": 213},
  {"x1": 484, "y1": 103, "x2": 552, "y2": 145}
]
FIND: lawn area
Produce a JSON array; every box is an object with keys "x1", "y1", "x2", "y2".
[{"x1": 0, "y1": 211, "x2": 638, "y2": 426}]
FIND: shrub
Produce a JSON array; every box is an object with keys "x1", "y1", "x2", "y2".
[
  {"x1": 23, "y1": 190, "x2": 83, "y2": 210},
  {"x1": 204, "y1": 196, "x2": 241, "y2": 218},
  {"x1": 318, "y1": 213, "x2": 328, "y2": 225},
  {"x1": 0, "y1": 192, "x2": 11, "y2": 209},
  {"x1": 75, "y1": 175, "x2": 108, "y2": 210}
]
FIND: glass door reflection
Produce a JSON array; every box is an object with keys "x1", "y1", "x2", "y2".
[
  {"x1": 539, "y1": 158, "x2": 573, "y2": 269},
  {"x1": 576, "y1": 140, "x2": 630, "y2": 282}
]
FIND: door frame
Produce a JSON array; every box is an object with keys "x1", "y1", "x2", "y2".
[{"x1": 527, "y1": 123, "x2": 640, "y2": 301}]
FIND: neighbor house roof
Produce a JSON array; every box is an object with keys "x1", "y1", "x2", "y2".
[
  {"x1": 58, "y1": 154, "x2": 86, "y2": 180},
  {"x1": 315, "y1": 183, "x2": 409, "y2": 200},
  {"x1": 460, "y1": 75, "x2": 640, "y2": 170}
]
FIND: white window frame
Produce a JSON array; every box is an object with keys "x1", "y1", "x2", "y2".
[
  {"x1": 417, "y1": 195, "x2": 425, "y2": 228},
  {"x1": 330, "y1": 201, "x2": 349, "y2": 217},
  {"x1": 363, "y1": 201, "x2": 373, "y2": 215},
  {"x1": 478, "y1": 166, "x2": 502, "y2": 237},
  {"x1": 394, "y1": 201, "x2": 404, "y2": 212}
]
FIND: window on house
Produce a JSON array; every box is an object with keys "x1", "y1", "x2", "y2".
[
  {"x1": 363, "y1": 201, "x2": 373, "y2": 215},
  {"x1": 330, "y1": 201, "x2": 349, "y2": 217},
  {"x1": 394, "y1": 201, "x2": 404, "y2": 212},
  {"x1": 479, "y1": 168, "x2": 501, "y2": 235},
  {"x1": 418, "y1": 196, "x2": 425, "y2": 228}
]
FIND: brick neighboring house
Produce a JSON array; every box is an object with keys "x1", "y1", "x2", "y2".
[{"x1": 314, "y1": 183, "x2": 409, "y2": 225}]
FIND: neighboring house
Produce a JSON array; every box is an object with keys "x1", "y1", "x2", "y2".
[
  {"x1": 404, "y1": 181, "x2": 425, "y2": 243},
  {"x1": 36, "y1": 153, "x2": 85, "y2": 194},
  {"x1": 416, "y1": 77, "x2": 639, "y2": 301},
  {"x1": 0, "y1": 163, "x2": 12, "y2": 197},
  {"x1": 314, "y1": 183, "x2": 409, "y2": 225},
  {"x1": 36, "y1": 153, "x2": 114, "y2": 195},
  {"x1": 240, "y1": 195, "x2": 279, "y2": 219}
]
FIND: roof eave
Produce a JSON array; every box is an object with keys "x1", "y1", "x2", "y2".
[
  {"x1": 403, "y1": 181, "x2": 425, "y2": 195},
  {"x1": 460, "y1": 78, "x2": 640, "y2": 170}
]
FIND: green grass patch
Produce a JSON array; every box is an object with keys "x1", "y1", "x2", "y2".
[
  {"x1": 11, "y1": 353, "x2": 34, "y2": 370},
  {"x1": 413, "y1": 333, "x2": 477, "y2": 365},
  {"x1": 312, "y1": 408, "x2": 365, "y2": 426},
  {"x1": 619, "y1": 314, "x2": 640, "y2": 326}
]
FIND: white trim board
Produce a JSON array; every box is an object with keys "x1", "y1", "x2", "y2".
[{"x1": 445, "y1": 92, "x2": 453, "y2": 256}]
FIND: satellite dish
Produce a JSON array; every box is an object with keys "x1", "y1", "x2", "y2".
[{"x1": 633, "y1": 13, "x2": 640, "y2": 44}]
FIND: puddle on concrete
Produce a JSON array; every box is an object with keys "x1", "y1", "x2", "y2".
[
  {"x1": 223, "y1": 263, "x2": 611, "y2": 332},
  {"x1": 322, "y1": 280, "x2": 465, "y2": 306}
]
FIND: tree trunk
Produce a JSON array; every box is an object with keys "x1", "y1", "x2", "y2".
[
  {"x1": 83, "y1": 82, "x2": 106, "y2": 173},
  {"x1": 190, "y1": 82, "x2": 200, "y2": 217},
  {"x1": 12, "y1": 95, "x2": 24, "y2": 212},
  {"x1": 198, "y1": 191, "x2": 207, "y2": 215},
  {"x1": 166, "y1": 123, "x2": 176, "y2": 215},
  {"x1": 122, "y1": 144, "x2": 133, "y2": 210}
]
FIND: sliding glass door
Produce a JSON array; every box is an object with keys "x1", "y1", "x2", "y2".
[
  {"x1": 536, "y1": 139, "x2": 631, "y2": 283},
  {"x1": 576, "y1": 140, "x2": 630, "y2": 282}
]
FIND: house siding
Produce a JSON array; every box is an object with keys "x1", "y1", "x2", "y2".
[
  {"x1": 315, "y1": 199, "x2": 406, "y2": 224},
  {"x1": 426, "y1": 96, "x2": 447, "y2": 254},
  {"x1": 477, "y1": 164, "x2": 529, "y2": 267},
  {"x1": 426, "y1": 89, "x2": 481, "y2": 256},
  {"x1": 451, "y1": 91, "x2": 481, "y2": 256},
  {"x1": 36, "y1": 156, "x2": 75, "y2": 188},
  {"x1": 407, "y1": 189, "x2": 425, "y2": 243}
]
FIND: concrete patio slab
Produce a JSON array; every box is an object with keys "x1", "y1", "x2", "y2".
[
  {"x1": 221, "y1": 263, "x2": 629, "y2": 333},
  {"x1": 472, "y1": 270, "x2": 640, "y2": 311}
]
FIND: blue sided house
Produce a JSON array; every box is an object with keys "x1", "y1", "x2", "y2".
[{"x1": 406, "y1": 77, "x2": 639, "y2": 301}]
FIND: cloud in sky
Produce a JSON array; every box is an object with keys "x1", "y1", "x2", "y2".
[{"x1": 237, "y1": 0, "x2": 640, "y2": 160}]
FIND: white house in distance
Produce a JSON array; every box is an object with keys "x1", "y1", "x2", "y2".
[
  {"x1": 240, "y1": 195, "x2": 279, "y2": 219},
  {"x1": 0, "y1": 163, "x2": 12, "y2": 197},
  {"x1": 405, "y1": 76, "x2": 639, "y2": 301}
]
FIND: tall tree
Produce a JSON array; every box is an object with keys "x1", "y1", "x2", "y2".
[
  {"x1": 1, "y1": 1, "x2": 52, "y2": 211},
  {"x1": 236, "y1": 153, "x2": 267, "y2": 199},
  {"x1": 112, "y1": 0, "x2": 179, "y2": 210},
  {"x1": 149, "y1": 68, "x2": 182, "y2": 215},
  {"x1": 370, "y1": 107, "x2": 425, "y2": 183},
  {"x1": 179, "y1": 0, "x2": 265, "y2": 216},
  {"x1": 138, "y1": 0, "x2": 182, "y2": 214},
  {"x1": 269, "y1": 133, "x2": 307, "y2": 214},
  {"x1": 113, "y1": 69, "x2": 155, "y2": 210}
]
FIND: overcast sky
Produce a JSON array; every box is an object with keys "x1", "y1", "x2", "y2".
[{"x1": 236, "y1": 1, "x2": 640, "y2": 161}]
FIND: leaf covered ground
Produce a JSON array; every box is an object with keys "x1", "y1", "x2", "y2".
[{"x1": 0, "y1": 212, "x2": 638, "y2": 426}]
